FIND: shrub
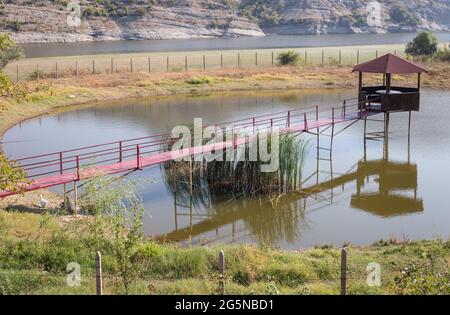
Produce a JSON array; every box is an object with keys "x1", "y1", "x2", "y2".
[
  {"x1": 435, "y1": 47, "x2": 450, "y2": 62},
  {"x1": 276, "y1": 51, "x2": 300, "y2": 66},
  {"x1": 405, "y1": 31, "x2": 438, "y2": 56}
]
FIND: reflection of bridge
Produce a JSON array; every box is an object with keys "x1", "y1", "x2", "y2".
[
  {"x1": 160, "y1": 156, "x2": 423, "y2": 242},
  {"x1": 1, "y1": 102, "x2": 377, "y2": 198}
]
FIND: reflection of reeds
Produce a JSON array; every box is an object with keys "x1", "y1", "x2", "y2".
[{"x1": 161, "y1": 132, "x2": 310, "y2": 206}]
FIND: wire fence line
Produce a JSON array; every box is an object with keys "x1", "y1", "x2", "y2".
[
  {"x1": 3, "y1": 47, "x2": 412, "y2": 82},
  {"x1": 0, "y1": 248, "x2": 405, "y2": 295}
]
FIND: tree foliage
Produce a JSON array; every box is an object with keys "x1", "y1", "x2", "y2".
[
  {"x1": 277, "y1": 50, "x2": 301, "y2": 66},
  {"x1": 405, "y1": 31, "x2": 439, "y2": 56},
  {"x1": 0, "y1": 154, "x2": 26, "y2": 192}
]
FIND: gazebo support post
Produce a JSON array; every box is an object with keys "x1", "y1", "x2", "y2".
[
  {"x1": 358, "y1": 72, "x2": 363, "y2": 91},
  {"x1": 417, "y1": 72, "x2": 421, "y2": 90},
  {"x1": 386, "y1": 73, "x2": 392, "y2": 93}
]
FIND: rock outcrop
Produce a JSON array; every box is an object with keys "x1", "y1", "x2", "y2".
[{"x1": 0, "y1": 0, "x2": 449, "y2": 44}]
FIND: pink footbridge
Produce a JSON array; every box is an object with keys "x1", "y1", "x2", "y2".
[{"x1": 0, "y1": 102, "x2": 378, "y2": 198}]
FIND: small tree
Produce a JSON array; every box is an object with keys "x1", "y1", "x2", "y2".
[
  {"x1": 0, "y1": 154, "x2": 26, "y2": 192},
  {"x1": 405, "y1": 31, "x2": 438, "y2": 56},
  {"x1": 277, "y1": 50, "x2": 301, "y2": 66},
  {"x1": 0, "y1": 33, "x2": 24, "y2": 69}
]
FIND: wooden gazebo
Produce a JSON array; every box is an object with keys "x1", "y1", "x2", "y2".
[{"x1": 353, "y1": 53, "x2": 428, "y2": 112}]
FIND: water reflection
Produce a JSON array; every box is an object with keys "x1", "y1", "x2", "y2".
[
  {"x1": 351, "y1": 160, "x2": 422, "y2": 217},
  {"x1": 158, "y1": 136, "x2": 422, "y2": 245}
]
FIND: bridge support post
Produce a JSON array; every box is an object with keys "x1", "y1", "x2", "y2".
[
  {"x1": 63, "y1": 183, "x2": 67, "y2": 213},
  {"x1": 73, "y1": 181, "x2": 78, "y2": 217},
  {"x1": 189, "y1": 156, "x2": 193, "y2": 232},
  {"x1": 136, "y1": 144, "x2": 141, "y2": 169}
]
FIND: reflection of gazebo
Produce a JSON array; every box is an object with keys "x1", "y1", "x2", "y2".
[
  {"x1": 353, "y1": 53, "x2": 428, "y2": 112},
  {"x1": 350, "y1": 160, "x2": 423, "y2": 217}
]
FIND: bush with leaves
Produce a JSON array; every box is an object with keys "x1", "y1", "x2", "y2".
[
  {"x1": 405, "y1": 31, "x2": 439, "y2": 57},
  {"x1": 0, "y1": 154, "x2": 27, "y2": 193},
  {"x1": 393, "y1": 251, "x2": 450, "y2": 295},
  {"x1": 276, "y1": 51, "x2": 301, "y2": 66},
  {"x1": 82, "y1": 175, "x2": 145, "y2": 294}
]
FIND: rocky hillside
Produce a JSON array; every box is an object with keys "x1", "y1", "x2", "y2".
[{"x1": 0, "y1": 0, "x2": 449, "y2": 43}]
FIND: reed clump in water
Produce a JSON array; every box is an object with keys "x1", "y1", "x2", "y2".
[{"x1": 162, "y1": 132, "x2": 310, "y2": 205}]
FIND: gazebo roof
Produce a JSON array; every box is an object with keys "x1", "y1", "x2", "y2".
[{"x1": 353, "y1": 53, "x2": 428, "y2": 74}]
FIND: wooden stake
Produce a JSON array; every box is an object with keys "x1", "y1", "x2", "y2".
[
  {"x1": 167, "y1": 56, "x2": 169, "y2": 72},
  {"x1": 148, "y1": 57, "x2": 151, "y2": 73},
  {"x1": 221, "y1": 53, "x2": 223, "y2": 70},
  {"x1": 75, "y1": 61, "x2": 78, "y2": 77},
  {"x1": 55, "y1": 62, "x2": 58, "y2": 79},
  {"x1": 92, "y1": 60, "x2": 95, "y2": 74},
  {"x1": 185, "y1": 56, "x2": 188, "y2": 71},
  {"x1": 96, "y1": 251, "x2": 103, "y2": 296},
  {"x1": 37, "y1": 64, "x2": 40, "y2": 81},
  {"x1": 237, "y1": 52, "x2": 240, "y2": 68},
  {"x1": 111, "y1": 58, "x2": 113, "y2": 74},
  {"x1": 340, "y1": 248, "x2": 347, "y2": 295},
  {"x1": 218, "y1": 250, "x2": 225, "y2": 276},
  {"x1": 16, "y1": 64, "x2": 19, "y2": 82},
  {"x1": 203, "y1": 55, "x2": 206, "y2": 70},
  {"x1": 130, "y1": 58, "x2": 133, "y2": 73}
]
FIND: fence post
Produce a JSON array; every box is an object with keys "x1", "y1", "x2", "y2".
[
  {"x1": 37, "y1": 64, "x2": 40, "y2": 81},
  {"x1": 339, "y1": 50, "x2": 342, "y2": 65},
  {"x1": 255, "y1": 52, "x2": 258, "y2": 67},
  {"x1": 304, "y1": 50, "x2": 308, "y2": 66},
  {"x1": 376, "y1": 50, "x2": 378, "y2": 59},
  {"x1": 287, "y1": 111, "x2": 291, "y2": 128},
  {"x1": 185, "y1": 56, "x2": 188, "y2": 71},
  {"x1": 110, "y1": 58, "x2": 113, "y2": 74},
  {"x1": 218, "y1": 250, "x2": 225, "y2": 295},
  {"x1": 148, "y1": 57, "x2": 151, "y2": 73},
  {"x1": 272, "y1": 51, "x2": 274, "y2": 66},
  {"x1": 340, "y1": 248, "x2": 347, "y2": 295},
  {"x1": 237, "y1": 52, "x2": 240, "y2": 68},
  {"x1": 322, "y1": 50, "x2": 325, "y2": 65},
  {"x1": 55, "y1": 62, "x2": 58, "y2": 79},
  {"x1": 203, "y1": 55, "x2": 206, "y2": 70},
  {"x1": 75, "y1": 61, "x2": 78, "y2": 77},
  {"x1": 96, "y1": 251, "x2": 103, "y2": 296},
  {"x1": 92, "y1": 60, "x2": 95, "y2": 74},
  {"x1": 221, "y1": 53, "x2": 223, "y2": 70},
  {"x1": 130, "y1": 58, "x2": 133, "y2": 73},
  {"x1": 167, "y1": 56, "x2": 169, "y2": 72},
  {"x1": 357, "y1": 50, "x2": 360, "y2": 64},
  {"x1": 16, "y1": 64, "x2": 19, "y2": 82}
]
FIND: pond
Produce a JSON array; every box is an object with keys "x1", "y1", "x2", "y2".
[{"x1": 2, "y1": 89, "x2": 450, "y2": 248}]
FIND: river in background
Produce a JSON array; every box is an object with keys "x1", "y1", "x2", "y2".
[
  {"x1": 2, "y1": 89, "x2": 450, "y2": 249},
  {"x1": 21, "y1": 33, "x2": 450, "y2": 58}
]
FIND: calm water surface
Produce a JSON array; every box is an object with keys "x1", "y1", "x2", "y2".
[
  {"x1": 21, "y1": 33, "x2": 450, "y2": 58},
  {"x1": 2, "y1": 89, "x2": 450, "y2": 248}
]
